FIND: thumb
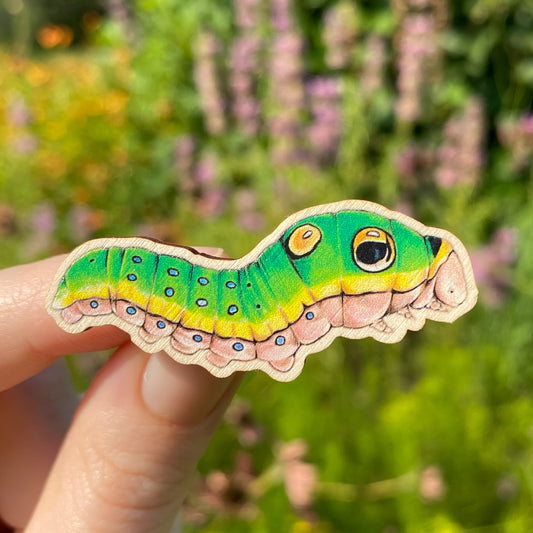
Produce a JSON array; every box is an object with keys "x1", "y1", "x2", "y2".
[
  {"x1": 26, "y1": 245, "x2": 241, "y2": 532},
  {"x1": 27, "y1": 345, "x2": 241, "y2": 532}
]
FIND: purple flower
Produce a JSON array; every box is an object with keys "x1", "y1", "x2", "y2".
[
  {"x1": 233, "y1": 0, "x2": 261, "y2": 30},
  {"x1": 395, "y1": 146, "x2": 419, "y2": 178},
  {"x1": 135, "y1": 222, "x2": 175, "y2": 242},
  {"x1": 322, "y1": 1, "x2": 359, "y2": 69},
  {"x1": 393, "y1": 200, "x2": 414, "y2": 217},
  {"x1": 24, "y1": 202, "x2": 56, "y2": 257},
  {"x1": 31, "y1": 202, "x2": 56, "y2": 235},
  {"x1": 233, "y1": 98, "x2": 259, "y2": 122},
  {"x1": 306, "y1": 77, "x2": 341, "y2": 162},
  {"x1": 174, "y1": 136, "x2": 196, "y2": 193},
  {"x1": 271, "y1": 0, "x2": 293, "y2": 31},
  {"x1": 194, "y1": 155, "x2": 216, "y2": 187},
  {"x1": 7, "y1": 98, "x2": 32, "y2": 127},
  {"x1": 268, "y1": 115, "x2": 298, "y2": 137},
  {"x1": 194, "y1": 32, "x2": 227, "y2": 135},
  {"x1": 238, "y1": 211, "x2": 265, "y2": 232},
  {"x1": 361, "y1": 35, "x2": 386, "y2": 95},
  {"x1": 267, "y1": 4, "x2": 306, "y2": 166},
  {"x1": 235, "y1": 189, "x2": 265, "y2": 231},
  {"x1": 307, "y1": 77, "x2": 340, "y2": 100},
  {"x1": 230, "y1": 36, "x2": 260, "y2": 72},
  {"x1": 229, "y1": 35, "x2": 261, "y2": 135},
  {"x1": 195, "y1": 187, "x2": 227, "y2": 219},
  {"x1": 69, "y1": 204, "x2": 94, "y2": 242},
  {"x1": 194, "y1": 153, "x2": 226, "y2": 218},
  {"x1": 235, "y1": 188, "x2": 258, "y2": 211},
  {"x1": 174, "y1": 135, "x2": 195, "y2": 161},
  {"x1": 273, "y1": 31, "x2": 301, "y2": 54},
  {"x1": 14, "y1": 134, "x2": 38, "y2": 153},
  {"x1": 394, "y1": 12, "x2": 439, "y2": 123},
  {"x1": 435, "y1": 97, "x2": 485, "y2": 188},
  {"x1": 498, "y1": 113, "x2": 533, "y2": 170},
  {"x1": 470, "y1": 227, "x2": 516, "y2": 307},
  {"x1": 517, "y1": 115, "x2": 533, "y2": 135}
]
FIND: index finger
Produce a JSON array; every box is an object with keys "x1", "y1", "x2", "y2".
[
  {"x1": 0, "y1": 247, "x2": 227, "y2": 391},
  {"x1": 0, "y1": 256, "x2": 128, "y2": 391}
]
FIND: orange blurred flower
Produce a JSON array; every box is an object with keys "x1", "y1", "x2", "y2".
[
  {"x1": 82, "y1": 162, "x2": 104, "y2": 180},
  {"x1": 102, "y1": 90, "x2": 129, "y2": 114},
  {"x1": 24, "y1": 64, "x2": 51, "y2": 87},
  {"x1": 37, "y1": 24, "x2": 74, "y2": 49},
  {"x1": 39, "y1": 153, "x2": 66, "y2": 179}
]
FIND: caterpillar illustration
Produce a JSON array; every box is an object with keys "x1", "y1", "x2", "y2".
[{"x1": 47, "y1": 200, "x2": 478, "y2": 381}]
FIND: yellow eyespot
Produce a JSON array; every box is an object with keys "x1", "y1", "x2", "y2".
[
  {"x1": 353, "y1": 227, "x2": 396, "y2": 272},
  {"x1": 286, "y1": 224, "x2": 322, "y2": 258}
]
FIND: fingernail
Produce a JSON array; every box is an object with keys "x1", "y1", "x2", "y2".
[
  {"x1": 195, "y1": 247, "x2": 226, "y2": 257},
  {"x1": 142, "y1": 352, "x2": 236, "y2": 425}
]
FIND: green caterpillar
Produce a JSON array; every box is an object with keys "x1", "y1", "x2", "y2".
[{"x1": 47, "y1": 201, "x2": 477, "y2": 381}]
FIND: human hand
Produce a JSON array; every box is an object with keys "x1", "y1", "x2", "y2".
[{"x1": 0, "y1": 248, "x2": 241, "y2": 532}]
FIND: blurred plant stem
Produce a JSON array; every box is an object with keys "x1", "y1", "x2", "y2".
[
  {"x1": 247, "y1": 461, "x2": 417, "y2": 502},
  {"x1": 247, "y1": 463, "x2": 284, "y2": 499},
  {"x1": 337, "y1": 79, "x2": 369, "y2": 193},
  {"x1": 9, "y1": 0, "x2": 32, "y2": 55},
  {"x1": 377, "y1": 137, "x2": 402, "y2": 207},
  {"x1": 317, "y1": 470, "x2": 417, "y2": 502}
]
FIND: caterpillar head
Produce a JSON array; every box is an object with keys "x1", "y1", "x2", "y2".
[
  {"x1": 281, "y1": 211, "x2": 471, "y2": 311},
  {"x1": 425, "y1": 236, "x2": 467, "y2": 307}
]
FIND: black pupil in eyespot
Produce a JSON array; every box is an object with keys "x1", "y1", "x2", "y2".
[{"x1": 356, "y1": 241, "x2": 390, "y2": 265}]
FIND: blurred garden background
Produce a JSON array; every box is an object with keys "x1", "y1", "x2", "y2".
[{"x1": 1, "y1": 0, "x2": 533, "y2": 530}]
